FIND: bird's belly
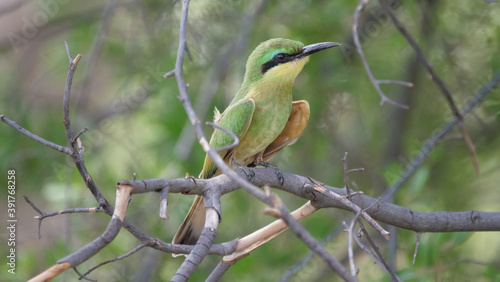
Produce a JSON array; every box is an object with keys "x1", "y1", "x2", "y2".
[{"x1": 233, "y1": 102, "x2": 292, "y2": 164}]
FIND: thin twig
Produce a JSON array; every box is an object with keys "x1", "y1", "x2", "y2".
[
  {"x1": 63, "y1": 41, "x2": 78, "y2": 145},
  {"x1": 413, "y1": 232, "x2": 422, "y2": 266},
  {"x1": 343, "y1": 152, "x2": 352, "y2": 199},
  {"x1": 343, "y1": 214, "x2": 361, "y2": 277},
  {"x1": 346, "y1": 197, "x2": 392, "y2": 279},
  {"x1": 352, "y1": 0, "x2": 412, "y2": 109},
  {"x1": 341, "y1": 154, "x2": 396, "y2": 279},
  {"x1": 356, "y1": 188, "x2": 398, "y2": 280},
  {"x1": 312, "y1": 184, "x2": 390, "y2": 240},
  {"x1": 378, "y1": 80, "x2": 413, "y2": 86},
  {"x1": 342, "y1": 152, "x2": 364, "y2": 199},
  {"x1": 81, "y1": 244, "x2": 146, "y2": 278},
  {"x1": 206, "y1": 121, "x2": 240, "y2": 152},
  {"x1": 279, "y1": 226, "x2": 344, "y2": 281},
  {"x1": 460, "y1": 125, "x2": 480, "y2": 175},
  {"x1": 382, "y1": 70, "x2": 500, "y2": 200},
  {"x1": 164, "y1": 70, "x2": 175, "y2": 78},
  {"x1": 62, "y1": 42, "x2": 107, "y2": 204},
  {"x1": 378, "y1": 0, "x2": 480, "y2": 175},
  {"x1": 357, "y1": 217, "x2": 401, "y2": 281},
  {"x1": 352, "y1": 227, "x2": 383, "y2": 268},
  {"x1": 28, "y1": 183, "x2": 135, "y2": 282},
  {"x1": 272, "y1": 194, "x2": 357, "y2": 281},
  {"x1": 72, "y1": 127, "x2": 89, "y2": 143},
  {"x1": 24, "y1": 195, "x2": 102, "y2": 239},
  {"x1": 0, "y1": 115, "x2": 73, "y2": 156},
  {"x1": 34, "y1": 206, "x2": 101, "y2": 220},
  {"x1": 73, "y1": 267, "x2": 97, "y2": 282},
  {"x1": 342, "y1": 152, "x2": 393, "y2": 279},
  {"x1": 378, "y1": 0, "x2": 458, "y2": 117}
]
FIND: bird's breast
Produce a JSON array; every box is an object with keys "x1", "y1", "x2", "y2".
[{"x1": 233, "y1": 85, "x2": 293, "y2": 164}]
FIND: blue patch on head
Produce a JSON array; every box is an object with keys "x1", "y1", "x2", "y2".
[{"x1": 268, "y1": 50, "x2": 281, "y2": 61}]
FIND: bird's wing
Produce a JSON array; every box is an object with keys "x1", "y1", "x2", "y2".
[
  {"x1": 262, "y1": 100, "x2": 310, "y2": 161},
  {"x1": 200, "y1": 98, "x2": 256, "y2": 178}
]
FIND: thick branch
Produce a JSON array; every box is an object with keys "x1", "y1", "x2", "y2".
[
  {"x1": 123, "y1": 168, "x2": 500, "y2": 232},
  {"x1": 28, "y1": 183, "x2": 134, "y2": 281}
]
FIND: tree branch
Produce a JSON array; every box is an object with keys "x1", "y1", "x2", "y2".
[
  {"x1": 222, "y1": 201, "x2": 317, "y2": 265},
  {"x1": 123, "y1": 168, "x2": 500, "y2": 232},
  {"x1": 383, "y1": 70, "x2": 500, "y2": 200},
  {"x1": 0, "y1": 115, "x2": 74, "y2": 156},
  {"x1": 352, "y1": 0, "x2": 412, "y2": 109},
  {"x1": 81, "y1": 243, "x2": 146, "y2": 278},
  {"x1": 206, "y1": 121, "x2": 239, "y2": 152},
  {"x1": 27, "y1": 183, "x2": 135, "y2": 282},
  {"x1": 62, "y1": 41, "x2": 107, "y2": 205},
  {"x1": 378, "y1": 0, "x2": 480, "y2": 175},
  {"x1": 23, "y1": 196, "x2": 103, "y2": 239}
]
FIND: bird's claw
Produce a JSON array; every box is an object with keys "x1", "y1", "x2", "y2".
[
  {"x1": 232, "y1": 159, "x2": 255, "y2": 183},
  {"x1": 256, "y1": 161, "x2": 284, "y2": 186},
  {"x1": 243, "y1": 166, "x2": 255, "y2": 183}
]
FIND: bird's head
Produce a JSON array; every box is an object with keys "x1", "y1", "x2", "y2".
[{"x1": 243, "y1": 38, "x2": 340, "y2": 85}]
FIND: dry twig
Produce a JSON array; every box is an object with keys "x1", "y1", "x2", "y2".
[
  {"x1": 378, "y1": 0, "x2": 480, "y2": 175},
  {"x1": 352, "y1": 0, "x2": 412, "y2": 109},
  {"x1": 28, "y1": 183, "x2": 135, "y2": 282},
  {"x1": 23, "y1": 196, "x2": 102, "y2": 239}
]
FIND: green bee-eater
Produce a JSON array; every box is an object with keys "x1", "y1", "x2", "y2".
[{"x1": 173, "y1": 38, "x2": 340, "y2": 246}]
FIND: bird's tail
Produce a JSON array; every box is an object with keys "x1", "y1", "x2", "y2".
[
  {"x1": 171, "y1": 195, "x2": 206, "y2": 255},
  {"x1": 172, "y1": 152, "x2": 218, "y2": 255}
]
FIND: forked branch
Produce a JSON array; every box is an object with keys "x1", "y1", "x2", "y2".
[{"x1": 353, "y1": 0, "x2": 412, "y2": 109}]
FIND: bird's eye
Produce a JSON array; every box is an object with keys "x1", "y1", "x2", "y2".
[{"x1": 275, "y1": 53, "x2": 285, "y2": 61}]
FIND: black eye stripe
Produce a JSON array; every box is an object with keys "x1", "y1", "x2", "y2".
[
  {"x1": 261, "y1": 60, "x2": 278, "y2": 74},
  {"x1": 260, "y1": 52, "x2": 297, "y2": 74}
]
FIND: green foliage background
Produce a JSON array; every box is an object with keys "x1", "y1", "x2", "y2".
[{"x1": 1, "y1": 0, "x2": 499, "y2": 281}]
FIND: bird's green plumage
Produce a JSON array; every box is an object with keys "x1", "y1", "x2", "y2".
[
  {"x1": 201, "y1": 98, "x2": 255, "y2": 178},
  {"x1": 231, "y1": 39, "x2": 305, "y2": 105},
  {"x1": 200, "y1": 38, "x2": 306, "y2": 179},
  {"x1": 173, "y1": 38, "x2": 340, "y2": 246}
]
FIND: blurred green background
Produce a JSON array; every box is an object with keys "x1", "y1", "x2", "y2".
[{"x1": 1, "y1": 0, "x2": 499, "y2": 281}]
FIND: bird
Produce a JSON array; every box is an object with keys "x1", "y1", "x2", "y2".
[{"x1": 172, "y1": 38, "x2": 340, "y2": 246}]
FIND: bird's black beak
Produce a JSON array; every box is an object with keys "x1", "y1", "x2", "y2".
[{"x1": 295, "y1": 42, "x2": 341, "y2": 60}]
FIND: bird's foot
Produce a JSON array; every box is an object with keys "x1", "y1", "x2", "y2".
[
  {"x1": 231, "y1": 159, "x2": 255, "y2": 183},
  {"x1": 256, "y1": 160, "x2": 284, "y2": 186}
]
